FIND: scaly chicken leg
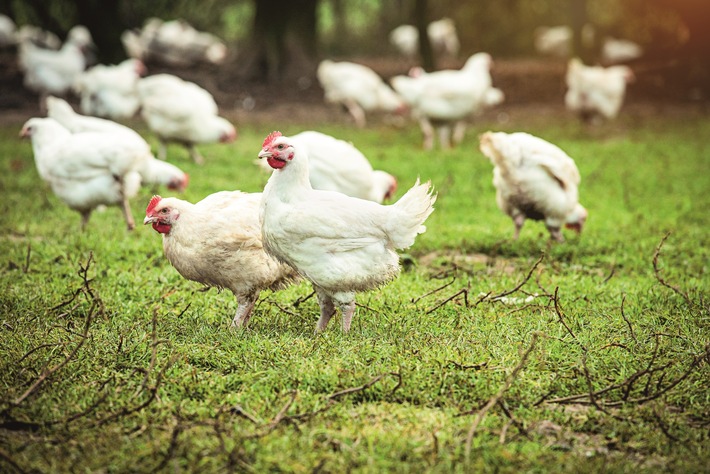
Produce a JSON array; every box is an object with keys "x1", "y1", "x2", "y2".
[
  {"x1": 315, "y1": 288, "x2": 336, "y2": 332},
  {"x1": 231, "y1": 292, "x2": 258, "y2": 328}
]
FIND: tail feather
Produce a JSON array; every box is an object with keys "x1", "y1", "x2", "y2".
[{"x1": 387, "y1": 178, "x2": 436, "y2": 249}]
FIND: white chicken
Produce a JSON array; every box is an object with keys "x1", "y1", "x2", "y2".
[
  {"x1": 391, "y1": 52, "x2": 504, "y2": 149},
  {"x1": 121, "y1": 18, "x2": 227, "y2": 67},
  {"x1": 255, "y1": 131, "x2": 397, "y2": 203},
  {"x1": 389, "y1": 18, "x2": 460, "y2": 59},
  {"x1": 144, "y1": 192, "x2": 298, "y2": 327},
  {"x1": 46, "y1": 96, "x2": 189, "y2": 193},
  {"x1": 16, "y1": 25, "x2": 61, "y2": 51},
  {"x1": 137, "y1": 73, "x2": 237, "y2": 164},
  {"x1": 73, "y1": 58, "x2": 146, "y2": 119},
  {"x1": 0, "y1": 14, "x2": 16, "y2": 48},
  {"x1": 565, "y1": 58, "x2": 634, "y2": 122},
  {"x1": 317, "y1": 60, "x2": 406, "y2": 127},
  {"x1": 479, "y1": 131, "x2": 588, "y2": 242},
  {"x1": 258, "y1": 131, "x2": 436, "y2": 332},
  {"x1": 19, "y1": 25, "x2": 94, "y2": 101},
  {"x1": 600, "y1": 37, "x2": 643, "y2": 65},
  {"x1": 20, "y1": 117, "x2": 148, "y2": 230}
]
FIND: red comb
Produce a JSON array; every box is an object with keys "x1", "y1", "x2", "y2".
[
  {"x1": 262, "y1": 131, "x2": 282, "y2": 148},
  {"x1": 146, "y1": 195, "x2": 162, "y2": 215}
]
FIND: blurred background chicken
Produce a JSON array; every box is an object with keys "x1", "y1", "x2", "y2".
[
  {"x1": 73, "y1": 58, "x2": 146, "y2": 119},
  {"x1": 18, "y1": 25, "x2": 95, "y2": 104},
  {"x1": 121, "y1": 17, "x2": 227, "y2": 67},
  {"x1": 144, "y1": 192, "x2": 298, "y2": 327},
  {"x1": 391, "y1": 52, "x2": 503, "y2": 149},
  {"x1": 255, "y1": 130, "x2": 397, "y2": 203},
  {"x1": 389, "y1": 17, "x2": 460, "y2": 59},
  {"x1": 479, "y1": 131, "x2": 587, "y2": 242},
  {"x1": 565, "y1": 58, "x2": 635, "y2": 122},
  {"x1": 136, "y1": 73, "x2": 237, "y2": 163},
  {"x1": 317, "y1": 59, "x2": 406, "y2": 127}
]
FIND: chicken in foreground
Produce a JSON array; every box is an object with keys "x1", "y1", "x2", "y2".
[
  {"x1": 565, "y1": 58, "x2": 634, "y2": 123},
  {"x1": 46, "y1": 96, "x2": 188, "y2": 193},
  {"x1": 258, "y1": 131, "x2": 436, "y2": 332},
  {"x1": 255, "y1": 130, "x2": 397, "y2": 203},
  {"x1": 391, "y1": 52, "x2": 504, "y2": 149},
  {"x1": 479, "y1": 131, "x2": 587, "y2": 242},
  {"x1": 317, "y1": 60, "x2": 406, "y2": 128},
  {"x1": 20, "y1": 117, "x2": 147, "y2": 230},
  {"x1": 144, "y1": 192, "x2": 297, "y2": 327},
  {"x1": 137, "y1": 73, "x2": 237, "y2": 163}
]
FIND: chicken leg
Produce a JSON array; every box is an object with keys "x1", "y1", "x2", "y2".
[
  {"x1": 315, "y1": 288, "x2": 336, "y2": 332},
  {"x1": 231, "y1": 292, "x2": 258, "y2": 328},
  {"x1": 339, "y1": 301, "x2": 356, "y2": 332},
  {"x1": 188, "y1": 144, "x2": 205, "y2": 165}
]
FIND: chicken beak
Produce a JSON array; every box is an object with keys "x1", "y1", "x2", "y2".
[
  {"x1": 143, "y1": 216, "x2": 155, "y2": 225},
  {"x1": 258, "y1": 149, "x2": 272, "y2": 160}
]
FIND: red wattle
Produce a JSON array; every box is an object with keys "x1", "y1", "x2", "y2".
[{"x1": 268, "y1": 156, "x2": 286, "y2": 169}]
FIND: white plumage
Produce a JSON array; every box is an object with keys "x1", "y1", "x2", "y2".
[
  {"x1": 46, "y1": 96, "x2": 189, "y2": 193},
  {"x1": 0, "y1": 14, "x2": 16, "y2": 47},
  {"x1": 601, "y1": 37, "x2": 643, "y2": 65},
  {"x1": 389, "y1": 18, "x2": 460, "y2": 58},
  {"x1": 317, "y1": 60, "x2": 406, "y2": 127},
  {"x1": 121, "y1": 18, "x2": 227, "y2": 67},
  {"x1": 19, "y1": 25, "x2": 94, "y2": 99},
  {"x1": 391, "y1": 52, "x2": 504, "y2": 149},
  {"x1": 144, "y1": 192, "x2": 297, "y2": 327},
  {"x1": 565, "y1": 58, "x2": 634, "y2": 122},
  {"x1": 479, "y1": 131, "x2": 588, "y2": 242},
  {"x1": 136, "y1": 74, "x2": 237, "y2": 163},
  {"x1": 256, "y1": 131, "x2": 397, "y2": 203},
  {"x1": 258, "y1": 131, "x2": 436, "y2": 332},
  {"x1": 73, "y1": 58, "x2": 146, "y2": 119},
  {"x1": 20, "y1": 117, "x2": 149, "y2": 230}
]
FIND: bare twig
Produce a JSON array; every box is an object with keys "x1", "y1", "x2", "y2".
[
  {"x1": 412, "y1": 277, "x2": 456, "y2": 304},
  {"x1": 619, "y1": 294, "x2": 637, "y2": 344},
  {"x1": 292, "y1": 290, "x2": 315, "y2": 308},
  {"x1": 13, "y1": 300, "x2": 94, "y2": 406},
  {"x1": 552, "y1": 287, "x2": 587, "y2": 352},
  {"x1": 652, "y1": 232, "x2": 692, "y2": 306},
  {"x1": 265, "y1": 391, "x2": 298, "y2": 431},
  {"x1": 230, "y1": 405, "x2": 261, "y2": 425},
  {"x1": 425, "y1": 288, "x2": 469, "y2": 314},
  {"x1": 23, "y1": 242, "x2": 31, "y2": 274},
  {"x1": 464, "y1": 333, "x2": 539, "y2": 463},
  {"x1": 486, "y1": 253, "x2": 545, "y2": 302}
]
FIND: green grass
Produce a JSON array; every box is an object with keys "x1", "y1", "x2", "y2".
[{"x1": 0, "y1": 107, "x2": 708, "y2": 473}]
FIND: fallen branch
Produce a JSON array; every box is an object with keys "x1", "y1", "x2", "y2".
[
  {"x1": 464, "y1": 333, "x2": 539, "y2": 463},
  {"x1": 485, "y1": 253, "x2": 545, "y2": 302},
  {"x1": 551, "y1": 287, "x2": 587, "y2": 352},
  {"x1": 652, "y1": 232, "x2": 692, "y2": 307},
  {"x1": 425, "y1": 288, "x2": 469, "y2": 314},
  {"x1": 619, "y1": 294, "x2": 637, "y2": 344},
  {"x1": 412, "y1": 277, "x2": 456, "y2": 304}
]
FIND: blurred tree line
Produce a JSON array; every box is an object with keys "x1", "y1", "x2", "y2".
[{"x1": 2, "y1": 0, "x2": 707, "y2": 91}]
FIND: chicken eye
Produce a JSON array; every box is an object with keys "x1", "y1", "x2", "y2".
[
  {"x1": 277, "y1": 144, "x2": 284, "y2": 150},
  {"x1": 160, "y1": 208, "x2": 169, "y2": 214}
]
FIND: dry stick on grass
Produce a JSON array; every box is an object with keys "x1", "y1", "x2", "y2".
[
  {"x1": 551, "y1": 286, "x2": 588, "y2": 352},
  {"x1": 464, "y1": 333, "x2": 539, "y2": 463},
  {"x1": 412, "y1": 277, "x2": 456, "y2": 304},
  {"x1": 653, "y1": 232, "x2": 692, "y2": 306},
  {"x1": 23, "y1": 242, "x2": 31, "y2": 273},
  {"x1": 13, "y1": 254, "x2": 99, "y2": 406},
  {"x1": 619, "y1": 294, "x2": 638, "y2": 344},
  {"x1": 485, "y1": 253, "x2": 545, "y2": 303},
  {"x1": 285, "y1": 372, "x2": 402, "y2": 425},
  {"x1": 425, "y1": 288, "x2": 470, "y2": 314}
]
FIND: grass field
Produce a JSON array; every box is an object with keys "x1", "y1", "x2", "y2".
[{"x1": 0, "y1": 105, "x2": 708, "y2": 473}]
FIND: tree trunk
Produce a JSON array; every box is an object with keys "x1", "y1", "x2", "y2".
[
  {"x1": 414, "y1": 0, "x2": 434, "y2": 71},
  {"x1": 237, "y1": 0, "x2": 319, "y2": 83}
]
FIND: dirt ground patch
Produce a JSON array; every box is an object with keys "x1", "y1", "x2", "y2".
[{"x1": 1, "y1": 51, "x2": 707, "y2": 127}]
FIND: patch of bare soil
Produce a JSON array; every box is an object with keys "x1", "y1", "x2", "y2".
[{"x1": 1, "y1": 50, "x2": 707, "y2": 127}]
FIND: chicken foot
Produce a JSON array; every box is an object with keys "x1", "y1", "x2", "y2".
[
  {"x1": 187, "y1": 145, "x2": 205, "y2": 165},
  {"x1": 339, "y1": 301, "x2": 355, "y2": 332},
  {"x1": 315, "y1": 291, "x2": 336, "y2": 333}
]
